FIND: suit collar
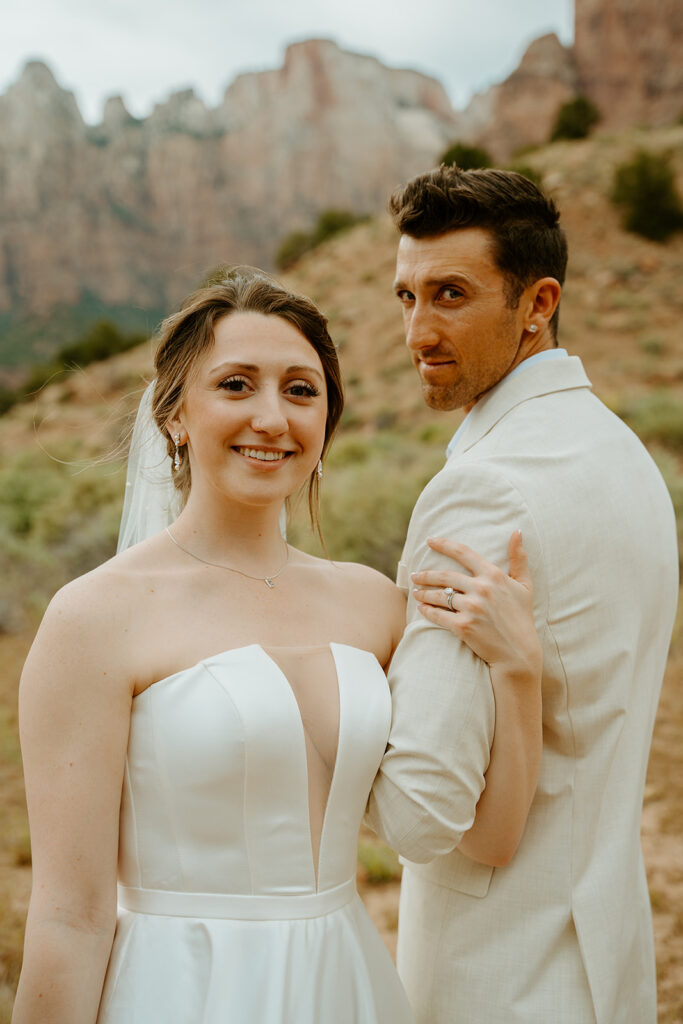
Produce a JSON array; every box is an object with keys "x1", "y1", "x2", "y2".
[{"x1": 450, "y1": 355, "x2": 592, "y2": 457}]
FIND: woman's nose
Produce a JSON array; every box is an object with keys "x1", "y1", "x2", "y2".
[{"x1": 251, "y1": 392, "x2": 288, "y2": 435}]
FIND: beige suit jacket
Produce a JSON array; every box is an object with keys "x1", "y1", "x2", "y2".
[{"x1": 366, "y1": 357, "x2": 679, "y2": 1024}]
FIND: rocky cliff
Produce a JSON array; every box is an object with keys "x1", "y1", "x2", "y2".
[
  {"x1": 0, "y1": 42, "x2": 458, "y2": 321},
  {"x1": 459, "y1": 34, "x2": 578, "y2": 160},
  {"x1": 574, "y1": 0, "x2": 683, "y2": 130}
]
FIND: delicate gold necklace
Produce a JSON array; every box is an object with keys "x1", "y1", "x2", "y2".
[{"x1": 165, "y1": 527, "x2": 289, "y2": 588}]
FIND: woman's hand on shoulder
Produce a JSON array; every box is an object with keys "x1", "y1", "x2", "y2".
[{"x1": 411, "y1": 531, "x2": 542, "y2": 682}]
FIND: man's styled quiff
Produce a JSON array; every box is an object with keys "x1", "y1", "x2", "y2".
[{"x1": 389, "y1": 166, "x2": 568, "y2": 338}]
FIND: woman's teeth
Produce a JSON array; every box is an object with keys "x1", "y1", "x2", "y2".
[{"x1": 236, "y1": 448, "x2": 288, "y2": 461}]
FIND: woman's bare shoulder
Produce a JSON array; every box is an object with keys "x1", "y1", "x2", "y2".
[
  {"x1": 27, "y1": 534, "x2": 172, "y2": 675},
  {"x1": 292, "y1": 548, "x2": 402, "y2": 597}
]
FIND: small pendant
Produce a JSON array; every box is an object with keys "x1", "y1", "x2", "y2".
[{"x1": 264, "y1": 577, "x2": 275, "y2": 589}]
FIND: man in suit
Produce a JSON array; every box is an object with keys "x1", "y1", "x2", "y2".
[{"x1": 366, "y1": 166, "x2": 679, "y2": 1023}]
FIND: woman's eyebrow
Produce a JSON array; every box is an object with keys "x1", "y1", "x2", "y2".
[{"x1": 208, "y1": 361, "x2": 324, "y2": 382}]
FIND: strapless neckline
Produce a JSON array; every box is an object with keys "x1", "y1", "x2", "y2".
[{"x1": 137, "y1": 641, "x2": 380, "y2": 699}]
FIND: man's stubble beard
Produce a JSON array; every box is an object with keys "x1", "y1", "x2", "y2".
[{"x1": 419, "y1": 377, "x2": 476, "y2": 413}]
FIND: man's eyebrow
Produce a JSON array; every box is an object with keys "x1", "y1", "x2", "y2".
[{"x1": 393, "y1": 274, "x2": 471, "y2": 292}]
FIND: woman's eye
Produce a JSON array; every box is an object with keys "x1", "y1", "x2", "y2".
[
  {"x1": 287, "y1": 382, "x2": 319, "y2": 398},
  {"x1": 219, "y1": 377, "x2": 250, "y2": 392}
]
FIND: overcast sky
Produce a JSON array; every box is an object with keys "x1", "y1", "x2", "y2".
[{"x1": 3, "y1": 0, "x2": 574, "y2": 124}]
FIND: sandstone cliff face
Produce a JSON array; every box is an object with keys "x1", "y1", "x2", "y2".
[
  {"x1": 458, "y1": 34, "x2": 579, "y2": 160},
  {"x1": 574, "y1": 0, "x2": 683, "y2": 129},
  {"x1": 0, "y1": 43, "x2": 458, "y2": 318}
]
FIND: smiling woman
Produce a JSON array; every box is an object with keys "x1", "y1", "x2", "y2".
[{"x1": 12, "y1": 266, "x2": 543, "y2": 1024}]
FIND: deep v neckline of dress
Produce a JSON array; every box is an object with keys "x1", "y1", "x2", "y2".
[{"x1": 136, "y1": 642, "x2": 353, "y2": 891}]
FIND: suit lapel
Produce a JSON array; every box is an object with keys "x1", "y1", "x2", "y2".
[{"x1": 451, "y1": 356, "x2": 592, "y2": 457}]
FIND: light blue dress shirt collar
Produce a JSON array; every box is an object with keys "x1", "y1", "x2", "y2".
[{"x1": 445, "y1": 349, "x2": 568, "y2": 459}]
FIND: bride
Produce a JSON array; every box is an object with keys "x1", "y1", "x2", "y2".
[{"x1": 13, "y1": 269, "x2": 541, "y2": 1023}]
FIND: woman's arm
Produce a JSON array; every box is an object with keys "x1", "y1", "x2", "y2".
[
  {"x1": 12, "y1": 577, "x2": 132, "y2": 1024},
  {"x1": 411, "y1": 531, "x2": 542, "y2": 866}
]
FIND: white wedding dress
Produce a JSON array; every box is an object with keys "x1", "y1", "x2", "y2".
[{"x1": 96, "y1": 642, "x2": 413, "y2": 1023}]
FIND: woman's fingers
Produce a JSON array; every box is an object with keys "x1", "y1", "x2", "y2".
[
  {"x1": 411, "y1": 568, "x2": 470, "y2": 590},
  {"x1": 413, "y1": 586, "x2": 461, "y2": 611},
  {"x1": 416, "y1": 601, "x2": 465, "y2": 632},
  {"x1": 508, "y1": 530, "x2": 532, "y2": 591},
  {"x1": 426, "y1": 536, "x2": 488, "y2": 575}
]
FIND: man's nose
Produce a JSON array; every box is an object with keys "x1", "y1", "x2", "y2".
[{"x1": 405, "y1": 304, "x2": 440, "y2": 353}]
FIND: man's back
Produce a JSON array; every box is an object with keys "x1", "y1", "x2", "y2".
[{"x1": 386, "y1": 360, "x2": 678, "y2": 1023}]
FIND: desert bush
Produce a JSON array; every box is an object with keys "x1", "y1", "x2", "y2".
[
  {"x1": 439, "y1": 141, "x2": 492, "y2": 170},
  {"x1": 357, "y1": 840, "x2": 401, "y2": 883},
  {"x1": 653, "y1": 450, "x2": 683, "y2": 571},
  {"x1": 59, "y1": 320, "x2": 145, "y2": 366},
  {"x1": 551, "y1": 95, "x2": 600, "y2": 141},
  {"x1": 0, "y1": 449, "x2": 124, "y2": 620},
  {"x1": 276, "y1": 209, "x2": 367, "y2": 270},
  {"x1": 0, "y1": 321, "x2": 146, "y2": 415},
  {"x1": 617, "y1": 392, "x2": 683, "y2": 450},
  {"x1": 287, "y1": 429, "x2": 446, "y2": 577},
  {"x1": 611, "y1": 150, "x2": 683, "y2": 242},
  {"x1": 506, "y1": 163, "x2": 544, "y2": 188}
]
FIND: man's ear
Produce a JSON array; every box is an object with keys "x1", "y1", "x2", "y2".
[{"x1": 527, "y1": 277, "x2": 562, "y2": 328}]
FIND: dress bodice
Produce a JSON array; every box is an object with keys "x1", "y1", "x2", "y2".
[{"x1": 118, "y1": 643, "x2": 392, "y2": 896}]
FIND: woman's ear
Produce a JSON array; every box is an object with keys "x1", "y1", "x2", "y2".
[{"x1": 166, "y1": 416, "x2": 186, "y2": 445}]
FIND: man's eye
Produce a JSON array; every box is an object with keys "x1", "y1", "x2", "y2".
[
  {"x1": 396, "y1": 290, "x2": 414, "y2": 303},
  {"x1": 442, "y1": 287, "x2": 462, "y2": 300}
]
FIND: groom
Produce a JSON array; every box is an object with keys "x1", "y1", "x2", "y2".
[{"x1": 366, "y1": 166, "x2": 679, "y2": 1023}]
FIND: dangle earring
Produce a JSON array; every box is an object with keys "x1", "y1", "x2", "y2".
[
  {"x1": 173, "y1": 433, "x2": 182, "y2": 471},
  {"x1": 317, "y1": 459, "x2": 323, "y2": 480}
]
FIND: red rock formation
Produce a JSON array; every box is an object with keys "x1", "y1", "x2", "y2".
[
  {"x1": 574, "y1": 0, "x2": 683, "y2": 129},
  {"x1": 458, "y1": 34, "x2": 579, "y2": 160},
  {"x1": 0, "y1": 44, "x2": 459, "y2": 320}
]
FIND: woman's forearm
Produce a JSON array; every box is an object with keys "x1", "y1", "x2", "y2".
[
  {"x1": 458, "y1": 662, "x2": 542, "y2": 866},
  {"x1": 12, "y1": 911, "x2": 115, "y2": 1024}
]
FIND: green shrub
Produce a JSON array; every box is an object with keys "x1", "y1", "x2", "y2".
[
  {"x1": 287, "y1": 430, "x2": 445, "y2": 577},
  {"x1": 1, "y1": 321, "x2": 147, "y2": 414},
  {"x1": 617, "y1": 391, "x2": 683, "y2": 450},
  {"x1": 611, "y1": 149, "x2": 683, "y2": 242},
  {"x1": 357, "y1": 841, "x2": 401, "y2": 884},
  {"x1": 276, "y1": 209, "x2": 367, "y2": 270},
  {"x1": 506, "y1": 163, "x2": 544, "y2": 188},
  {"x1": 551, "y1": 95, "x2": 600, "y2": 141},
  {"x1": 653, "y1": 450, "x2": 683, "y2": 572},
  {"x1": 439, "y1": 142, "x2": 492, "y2": 170},
  {"x1": 276, "y1": 232, "x2": 312, "y2": 272},
  {"x1": 59, "y1": 320, "x2": 145, "y2": 366}
]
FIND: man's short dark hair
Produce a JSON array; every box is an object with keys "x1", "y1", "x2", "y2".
[{"x1": 389, "y1": 166, "x2": 568, "y2": 339}]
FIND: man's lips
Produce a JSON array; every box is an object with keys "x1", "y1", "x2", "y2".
[{"x1": 418, "y1": 358, "x2": 457, "y2": 374}]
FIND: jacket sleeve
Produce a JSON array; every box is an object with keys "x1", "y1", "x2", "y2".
[{"x1": 365, "y1": 460, "x2": 542, "y2": 863}]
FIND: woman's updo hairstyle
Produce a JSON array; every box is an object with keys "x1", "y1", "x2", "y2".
[{"x1": 152, "y1": 266, "x2": 344, "y2": 526}]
